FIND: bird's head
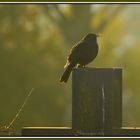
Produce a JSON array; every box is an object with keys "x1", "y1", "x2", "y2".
[{"x1": 83, "y1": 33, "x2": 100, "y2": 42}]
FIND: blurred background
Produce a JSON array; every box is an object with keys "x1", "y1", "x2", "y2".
[{"x1": 0, "y1": 4, "x2": 140, "y2": 135}]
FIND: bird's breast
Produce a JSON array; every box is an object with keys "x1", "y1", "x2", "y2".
[{"x1": 78, "y1": 42, "x2": 98, "y2": 65}]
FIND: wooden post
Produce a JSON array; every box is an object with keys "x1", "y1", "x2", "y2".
[
  {"x1": 72, "y1": 68, "x2": 122, "y2": 135},
  {"x1": 21, "y1": 127, "x2": 74, "y2": 136}
]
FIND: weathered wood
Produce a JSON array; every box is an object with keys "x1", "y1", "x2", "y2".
[
  {"x1": 21, "y1": 127, "x2": 75, "y2": 136},
  {"x1": 104, "y1": 127, "x2": 140, "y2": 136},
  {"x1": 72, "y1": 68, "x2": 122, "y2": 134},
  {"x1": 21, "y1": 127, "x2": 140, "y2": 136}
]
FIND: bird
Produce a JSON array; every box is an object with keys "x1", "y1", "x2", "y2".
[{"x1": 59, "y1": 33, "x2": 99, "y2": 83}]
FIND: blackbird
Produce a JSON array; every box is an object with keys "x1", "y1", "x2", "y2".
[{"x1": 59, "y1": 33, "x2": 99, "y2": 83}]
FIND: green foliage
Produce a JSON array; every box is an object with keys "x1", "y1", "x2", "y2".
[{"x1": 0, "y1": 4, "x2": 140, "y2": 135}]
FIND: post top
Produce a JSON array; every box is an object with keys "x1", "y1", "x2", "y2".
[{"x1": 73, "y1": 67, "x2": 122, "y2": 71}]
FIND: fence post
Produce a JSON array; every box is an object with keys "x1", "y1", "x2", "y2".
[{"x1": 72, "y1": 67, "x2": 122, "y2": 135}]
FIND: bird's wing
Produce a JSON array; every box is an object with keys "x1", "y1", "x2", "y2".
[
  {"x1": 67, "y1": 41, "x2": 85, "y2": 63},
  {"x1": 64, "y1": 41, "x2": 83, "y2": 68}
]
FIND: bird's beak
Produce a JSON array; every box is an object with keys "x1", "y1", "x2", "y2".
[{"x1": 95, "y1": 33, "x2": 102, "y2": 37}]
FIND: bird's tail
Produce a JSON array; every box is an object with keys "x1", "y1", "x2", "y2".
[{"x1": 59, "y1": 64, "x2": 73, "y2": 83}]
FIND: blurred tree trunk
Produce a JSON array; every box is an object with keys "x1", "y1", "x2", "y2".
[
  {"x1": 44, "y1": 4, "x2": 92, "y2": 47},
  {"x1": 58, "y1": 5, "x2": 92, "y2": 47}
]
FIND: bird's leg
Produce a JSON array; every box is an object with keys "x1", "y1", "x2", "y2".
[
  {"x1": 77, "y1": 64, "x2": 83, "y2": 68},
  {"x1": 77, "y1": 64, "x2": 86, "y2": 69}
]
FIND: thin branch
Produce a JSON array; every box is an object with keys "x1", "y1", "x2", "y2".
[{"x1": 7, "y1": 88, "x2": 34, "y2": 129}]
